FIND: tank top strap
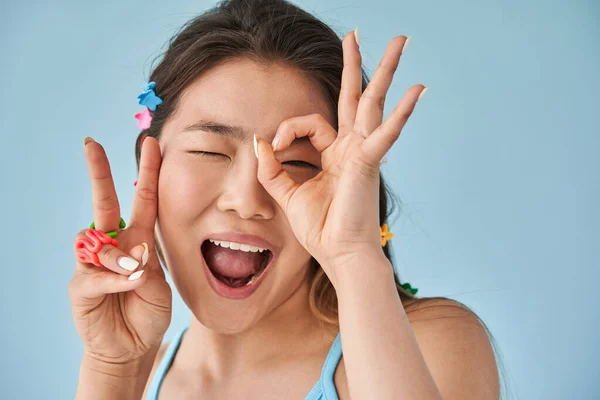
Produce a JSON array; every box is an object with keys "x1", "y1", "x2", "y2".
[
  {"x1": 146, "y1": 326, "x2": 189, "y2": 400},
  {"x1": 304, "y1": 331, "x2": 343, "y2": 400}
]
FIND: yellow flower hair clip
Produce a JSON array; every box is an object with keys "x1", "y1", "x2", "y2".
[{"x1": 380, "y1": 223, "x2": 393, "y2": 247}]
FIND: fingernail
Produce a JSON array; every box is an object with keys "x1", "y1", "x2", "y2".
[
  {"x1": 84, "y1": 137, "x2": 94, "y2": 146},
  {"x1": 141, "y1": 242, "x2": 149, "y2": 266},
  {"x1": 118, "y1": 256, "x2": 139, "y2": 271},
  {"x1": 128, "y1": 270, "x2": 145, "y2": 281},
  {"x1": 402, "y1": 36, "x2": 411, "y2": 53},
  {"x1": 271, "y1": 135, "x2": 279, "y2": 152},
  {"x1": 418, "y1": 86, "x2": 428, "y2": 101},
  {"x1": 354, "y1": 26, "x2": 360, "y2": 47},
  {"x1": 253, "y1": 134, "x2": 259, "y2": 158},
  {"x1": 134, "y1": 181, "x2": 138, "y2": 186}
]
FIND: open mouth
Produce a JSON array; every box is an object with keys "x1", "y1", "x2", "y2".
[{"x1": 201, "y1": 239, "x2": 273, "y2": 289}]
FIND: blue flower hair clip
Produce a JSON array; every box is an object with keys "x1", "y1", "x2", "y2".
[{"x1": 137, "y1": 81, "x2": 163, "y2": 111}]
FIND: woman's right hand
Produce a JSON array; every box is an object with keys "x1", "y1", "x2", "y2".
[{"x1": 69, "y1": 136, "x2": 172, "y2": 368}]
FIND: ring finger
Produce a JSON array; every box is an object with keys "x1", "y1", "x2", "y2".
[
  {"x1": 74, "y1": 230, "x2": 146, "y2": 276},
  {"x1": 354, "y1": 35, "x2": 409, "y2": 137}
]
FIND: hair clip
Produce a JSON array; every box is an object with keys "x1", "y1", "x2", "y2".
[
  {"x1": 134, "y1": 108, "x2": 153, "y2": 129},
  {"x1": 400, "y1": 282, "x2": 419, "y2": 296},
  {"x1": 380, "y1": 223, "x2": 393, "y2": 247},
  {"x1": 137, "y1": 81, "x2": 163, "y2": 111}
]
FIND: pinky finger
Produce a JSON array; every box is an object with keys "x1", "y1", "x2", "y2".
[
  {"x1": 70, "y1": 268, "x2": 147, "y2": 299},
  {"x1": 361, "y1": 84, "x2": 426, "y2": 165}
]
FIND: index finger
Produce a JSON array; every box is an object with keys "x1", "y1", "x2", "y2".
[
  {"x1": 129, "y1": 136, "x2": 161, "y2": 231},
  {"x1": 84, "y1": 137, "x2": 121, "y2": 232}
]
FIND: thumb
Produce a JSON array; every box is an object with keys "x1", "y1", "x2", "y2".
[
  {"x1": 254, "y1": 135, "x2": 299, "y2": 213},
  {"x1": 128, "y1": 242, "x2": 171, "y2": 305}
]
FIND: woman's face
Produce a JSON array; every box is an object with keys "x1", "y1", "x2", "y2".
[{"x1": 156, "y1": 58, "x2": 335, "y2": 333}]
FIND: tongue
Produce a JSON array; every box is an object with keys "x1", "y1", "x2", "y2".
[{"x1": 203, "y1": 243, "x2": 263, "y2": 279}]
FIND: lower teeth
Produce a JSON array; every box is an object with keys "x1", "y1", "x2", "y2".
[
  {"x1": 245, "y1": 274, "x2": 258, "y2": 286},
  {"x1": 215, "y1": 269, "x2": 261, "y2": 288}
]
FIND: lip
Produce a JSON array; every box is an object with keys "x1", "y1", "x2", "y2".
[{"x1": 200, "y1": 232, "x2": 278, "y2": 300}]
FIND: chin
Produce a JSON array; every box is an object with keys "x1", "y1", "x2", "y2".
[{"x1": 192, "y1": 298, "x2": 263, "y2": 335}]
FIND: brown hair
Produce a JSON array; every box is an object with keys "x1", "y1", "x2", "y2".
[{"x1": 135, "y1": 1, "x2": 508, "y2": 396}]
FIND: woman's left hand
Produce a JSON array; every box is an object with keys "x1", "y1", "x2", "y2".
[{"x1": 255, "y1": 32, "x2": 426, "y2": 284}]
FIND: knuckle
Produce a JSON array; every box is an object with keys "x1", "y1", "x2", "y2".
[
  {"x1": 68, "y1": 277, "x2": 79, "y2": 298},
  {"x1": 136, "y1": 187, "x2": 158, "y2": 202},
  {"x1": 278, "y1": 119, "x2": 292, "y2": 133},
  {"x1": 91, "y1": 272, "x2": 106, "y2": 290},
  {"x1": 378, "y1": 58, "x2": 399, "y2": 74},
  {"x1": 74, "y1": 229, "x2": 88, "y2": 240},
  {"x1": 362, "y1": 91, "x2": 386, "y2": 112},
  {"x1": 99, "y1": 244, "x2": 117, "y2": 262},
  {"x1": 397, "y1": 108, "x2": 411, "y2": 123},
  {"x1": 311, "y1": 113, "x2": 327, "y2": 127},
  {"x1": 339, "y1": 85, "x2": 362, "y2": 104},
  {"x1": 377, "y1": 96, "x2": 386, "y2": 112},
  {"x1": 93, "y1": 195, "x2": 119, "y2": 212}
]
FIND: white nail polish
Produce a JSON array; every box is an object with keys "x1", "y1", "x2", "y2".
[
  {"x1": 253, "y1": 134, "x2": 258, "y2": 158},
  {"x1": 118, "y1": 256, "x2": 139, "y2": 271},
  {"x1": 354, "y1": 26, "x2": 360, "y2": 47},
  {"x1": 141, "y1": 242, "x2": 149, "y2": 266},
  {"x1": 402, "y1": 36, "x2": 411, "y2": 53},
  {"x1": 271, "y1": 135, "x2": 279, "y2": 152},
  {"x1": 128, "y1": 270, "x2": 145, "y2": 281},
  {"x1": 418, "y1": 87, "x2": 428, "y2": 101}
]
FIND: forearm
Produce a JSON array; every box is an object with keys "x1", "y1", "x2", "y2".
[
  {"x1": 330, "y1": 253, "x2": 443, "y2": 400},
  {"x1": 75, "y1": 347, "x2": 159, "y2": 400}
]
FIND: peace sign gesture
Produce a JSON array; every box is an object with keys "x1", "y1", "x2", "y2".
[
  {"x1": 255, "y1": 33, "x2": 426, "y2": 285},
  {"x1": 69, "y1": 136, "x2": 172, "y2": 368}
]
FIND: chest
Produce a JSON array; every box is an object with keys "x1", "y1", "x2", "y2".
[{"x1": 157, "y1": 356, "x2": 350, "y2": 400}]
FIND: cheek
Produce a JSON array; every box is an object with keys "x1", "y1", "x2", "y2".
[{"x1": 158, "y1": 156, "x2": 222, "y2": 218}]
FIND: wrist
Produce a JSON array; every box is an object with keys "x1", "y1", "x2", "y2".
[
  {"x1": 76, "y1": 347, "x2": 160, "y2": 400},
  {"x1": 325, "y1": 248, "x2": 394, "y2": 293},
  {"x1": 81, "y1": 353, "x2": 145, "y2": 377}
]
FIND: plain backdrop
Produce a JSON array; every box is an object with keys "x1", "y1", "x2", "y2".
[{"x1": 1, "y1": 0, "x2": 598, "y2": 399}]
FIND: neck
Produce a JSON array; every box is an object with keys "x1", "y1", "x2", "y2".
[{"x1": 176, "y1": 271, "x2": 337, "y2": 381}]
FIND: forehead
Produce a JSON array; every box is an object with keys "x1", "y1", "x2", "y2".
[{"x1": 169, "y1": 58, "x2": 335, "y2": 135}]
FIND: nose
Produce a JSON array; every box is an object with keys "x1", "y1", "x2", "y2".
[{"x1": 216, "y1": 151, "x2": 276, "y2": 220}]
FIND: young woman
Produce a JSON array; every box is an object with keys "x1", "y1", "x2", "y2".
[{"x1": 69, "y1": 0, "x2": 501, "y2": 398}]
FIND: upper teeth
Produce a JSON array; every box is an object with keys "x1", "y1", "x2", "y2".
[{"x1": 209, "y1": 239, "x2": 267, "y2": 253}]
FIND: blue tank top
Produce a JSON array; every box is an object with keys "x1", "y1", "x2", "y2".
[{"x1": 146, "y1": 327, "x2": 343, "y2": 400}]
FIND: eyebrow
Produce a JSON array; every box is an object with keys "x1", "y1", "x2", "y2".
[
  {"x1": 181, "y1": 118, "x2": 311, "y2": 146},
  {"x1": 181, "y1": 119, "x2": 252, "y2": 142}
]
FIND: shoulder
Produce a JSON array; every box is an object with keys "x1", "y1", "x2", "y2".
[
  {"x1": 406, "y1": 297, "x2": 500, "y2": 399},
  {"x1": 141, "y1": 341, "x2": 171, "y2": 399}
]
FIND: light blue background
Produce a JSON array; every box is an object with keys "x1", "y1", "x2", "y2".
[{"x1": 1, "y1": 0, "x2": 598, "y2": 399}]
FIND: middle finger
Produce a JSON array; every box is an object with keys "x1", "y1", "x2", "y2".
[{"x1": 337, "y1": 29, "x2": 363, "y2": 138}]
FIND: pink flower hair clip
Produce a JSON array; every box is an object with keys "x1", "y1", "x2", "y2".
[{"x1": 134, "y1": 81, "x2": 163, "y2": 129}]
